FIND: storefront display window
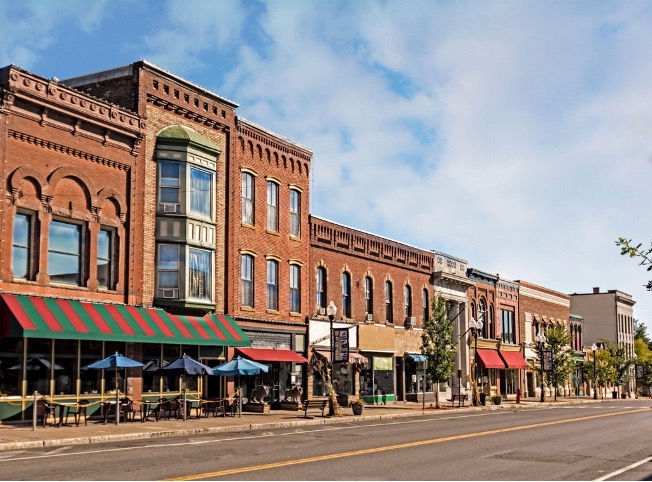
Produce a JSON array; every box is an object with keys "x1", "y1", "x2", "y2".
[
  {"x1": 54, "y1": 340, "x2": 77, "y2": 395},
  {"x1": 142, "y1": 344, "x2": 162, "y2": 394},
  {"x1": 162, "y1": 344, "x2": 180, "y2": 392},
  {"x1": 80, "y1": 341, "x2": 102, "y2": 395},
  {"x1": 0, "y1": 338, "x2": 23, "y2": 396},
  {"x1": 360, "y1": 356, "x2": 394, "y2": 397},
  {"x1": 182, "y1": 345, "x2": 199, "y2": 391},
  {"x1": 405, "y1": 357, "x2": 432, "y2": 394},
  {"x1": 25, "y1": 339, "x2": 52, "y2": 395},
  {"x1": 313, "y1": 362, "x2": 354, "y2": 396},
  {"x1": 104, "y1": 342, "x2": 126, "y2": 393}
]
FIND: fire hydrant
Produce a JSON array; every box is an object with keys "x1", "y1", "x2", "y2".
[{"x1": 516, "y1": 388, "x2": 522, "y2": 404}]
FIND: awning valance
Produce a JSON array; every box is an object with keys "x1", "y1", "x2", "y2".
[
  {"x1": 499, "y1": 350, "x2": 528, "y2": 369},
  {"x1": 236, "y1": 347, "x2": 308, "y2": 363},
  {"x1": 311, "y1": 349, "x2": 368, "y2": 366},
  {"x1": 408, "y1": 353, "x2": 427, "y2": 363},
  {"x1": 0, "y1": 294, "x2": 250, "y2": 347},
  {"x1": 476, "y1": 349, "x2": 506, "y2": 369}
]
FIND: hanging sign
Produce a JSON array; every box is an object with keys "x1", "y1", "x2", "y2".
[
  {"x1": 635, "y1": 364, "x2": 645, "y2": 379},
  {"x1": 542, "y1": 350, "x2": 553, "y2": 372},
  {"x1": 331, "y1": 328, "x2": 350, "y2": 363}
]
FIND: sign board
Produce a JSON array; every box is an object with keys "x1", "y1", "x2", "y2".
[
  {"x1": 331, "y1": 328, "x2": 350, "y2": 363},
  {"x1": 636, "y1": 364, "x2": 645, "y2": 380},
  {"x1": 542, "y1": 350, "x2": 553, "y2": 372}
]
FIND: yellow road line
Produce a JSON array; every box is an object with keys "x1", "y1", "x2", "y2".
[{"x1": 164, "y1": 408, "x2": 650, "y2": 481}]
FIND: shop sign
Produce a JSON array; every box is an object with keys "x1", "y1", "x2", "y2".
[
  {"x1": 542, "y1": 350, "x2": 553, "y2": 372},
  {"x1": 331, "y1": 328, "x2": 349, "y2": 363},
  {"x1": 636, "y1": 364, "x2": 645, "y2": 379}
]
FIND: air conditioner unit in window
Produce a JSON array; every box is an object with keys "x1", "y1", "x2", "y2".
[
  {"x1": 160, "y1": 289, "x2": 178, "y2": 299},
  {"x1": 318, "y1": 307, "x2": 326, "y2": 316},
  {"x1": 366, "y1": 313, "x2": 373, "y2": 322},
  {"x1": 406, "y1": 316, "x2": 417, "y2": 327},
  {"x1": 161, "y1": 203, "x2": 178, "y2": 213}
]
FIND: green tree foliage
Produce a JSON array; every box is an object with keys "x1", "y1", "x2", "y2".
[
  {"x1": 604, "y1": 340, "x2": 633, "y2": 396},
  {"x1": 584, "y1": 347, "x2": 616, "y2": 399},
  {"x1": 421, "y1": 292, "x2": 456, "y2": 409},
  {"x1": 634, "y1": 339, "x2": 652, "y2": 394},
  {"x1": 544, "y1": 325, "x2": 576, "y2": 401},
  {"x1": 616, "y1": 237, "x2": 652, "y2": 291}
]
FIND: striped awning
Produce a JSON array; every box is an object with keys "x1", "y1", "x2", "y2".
[{"x1": 0, "y1": 294, "x2": 250, "y2": 347}]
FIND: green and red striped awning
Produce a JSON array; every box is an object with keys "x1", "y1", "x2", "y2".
[{"x1": 0, "y1": 294, "x2": 250, "y2": 347}]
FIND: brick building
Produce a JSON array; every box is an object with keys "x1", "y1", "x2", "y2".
[{"x1": 518, "y1": 280, "x2": 570, "y2": 398}]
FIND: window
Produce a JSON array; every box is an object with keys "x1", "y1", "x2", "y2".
[
  {"x1": 189, "y1": 167, "x2": 212, "y2": 219},
  {"x1": 12, "y1": 212, "x2": 32, "y2": 279},
  {"x1": 342, "y1": 272, "x2": 351, "y2": 318},
  {"x1": 290, "y1": 189, "x2": 301, "y2": 237},
  {"x1": 316, "y1": 267, "x2": 327, "y2": 310},
  {"x1": 404, "y1": 285, "x2": 412, "y2": 318},
  {"x1": 97, "y1": 228, "x2": 114, "y2": 289},
  {"x1": 267, "y1": 260, "x2": 278, "y2": 311},
  {"x1": 478, "y1": 299, "x2": 487, "y2": 338},
  {"x1": 159, "y1": 162, "x2": 181, "y2": 207},
  {"x1": 365, "y1": 277, "x2": 373, "y2": 315},
  {"x1": 48, "y1": 220, "x2": 82, "y2": 285},
  {"x1": 267, "y1": 181, "x2": 278, "y2": 232},
  {"x1": 188, "y1": 248, "x2": 211, "y2": 300},
  {"x1": 241, "y1": 254, "x2": 254, "y2": 307},
  {"x1": 290, "y1": 264, "x2": 301, "y2": 313},
  {"x1": 157, "y1": 244, "x2": 180, "y2": 298},
  {"x1": 385, "y1": 281, "x2": 393, "y2": 323},
  {"x1": 242, "y1": 172, "x2": 254, "y2": 225},
  {"x1": 501, "y1": 309, "x2": 515, "y2": 344},
  {"x1": 422, "y1": 289, "x2": 429, "y2": 322}
]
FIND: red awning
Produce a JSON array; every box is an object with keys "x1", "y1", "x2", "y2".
[
  {"x1": 476, "y1": 349, "x2": 506, "y2": 369},
  {"x1": 499, "y1": 351, "x2": 528, "y2": 369},
  {"x1": 236, "y1": 347, "x2": 309, "y2": 363}
]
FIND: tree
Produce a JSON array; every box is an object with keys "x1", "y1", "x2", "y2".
[
  {"x1": 310, "y1": 352, "x2": 342, "y2": 417},
  {"x1": 616, "y1": 237, "x2": 652, "y2": 291},
  {"x1": 634, "y1": 339, "x2": 652, "y2": 396},
  {"x1": 604, "y1": 340, "x2": 633, "y2": 396},
  {"x1": 543, "y1": 325, "x2": 576, "y2": 401},
  {"x1": 421, "y1": 292, "x2": 456, "y2": 409},
  {"x1": 584, "y1": 346, "x2": 616, "y2": 399},
  {"x1": 634, "y1": 319, "x2": 652, "y2": 351}
]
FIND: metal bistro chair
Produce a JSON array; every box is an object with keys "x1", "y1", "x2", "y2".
[
  {"x1": 36, "y1": 400, "x2": 57, "y2": 427},
  {"x1": 73, "y1": 400, "x2": 89, "y2": 427}
]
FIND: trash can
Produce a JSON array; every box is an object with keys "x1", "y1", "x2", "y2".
[
  {"x1": 480, "y1": 393, "x2": 487, "y2": 406},
  {"x1": 612, "y1": 391, "x2": 618, "y2": 399}
]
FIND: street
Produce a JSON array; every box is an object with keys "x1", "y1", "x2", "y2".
[{"x1": 1, "y1": 400, "x2": 651, "y2": 481}]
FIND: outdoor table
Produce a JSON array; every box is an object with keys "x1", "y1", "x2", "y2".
[
  {"x1": 102, "y1": 400, "x2": 131, "y2": 424},
  {"x1": 53, "y1": 402, "x2": 77, "y2": 427},
  {"x1": 182, "y1": 399, "x2": 201, "y2": 420},
  {"x1": 139, "y1": 401, "x2": 160, "y2": 422}
]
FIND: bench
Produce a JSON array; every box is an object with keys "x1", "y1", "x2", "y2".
[
  {"x1": 301, "y1": 399, "x2": 328, "y2": 418},
  {"x1": 446, "y1": 393, "x2": 467, "y2": 407}
]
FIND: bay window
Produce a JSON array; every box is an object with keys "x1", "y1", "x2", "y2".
[
  {"x1": 158, "y1": 244, "x2": 180, "y2": 299},
  {"x1": 188, "y1": 248, "x2": 211, "y2": 301},
  {"x1": 189, "y1": 167, "x2": 212, "y2": 219}
]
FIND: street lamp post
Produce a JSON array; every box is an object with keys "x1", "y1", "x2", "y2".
[
  {"x1": 469, "y1": 316, "x2": 483, "y2": 406},
  {"x1": 535, "y1": 332, "x2": 546, "y2": 403},
  {"x1": 592, "y1": 343, "x2": 598, "y2": 400},
  {"x1": 326, "y1": 301, "x2": 337, "y2": 415}
]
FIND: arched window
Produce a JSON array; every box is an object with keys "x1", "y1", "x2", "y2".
[
  {"x1": 422, "y1": 289, "x2": 429, "y2": 322},
  {"x1": 316, "y1": 267, "x2": 327, "y2": 310},
  {"x1": 385, "y1": 281, "x2": 393, "y2": 324},
  {"x1": 342, "y1": 272, "x2": 351, "y2": 318},
  {"x1": 365, "y1": 276, "x2": 373, "y2": 315},
  {"x1": 266, "y1": 259, "x2": 278, "y2": 311},
  {"x1": 289, "y1": 264, "x2": 301, "y2": 313},
  {"x1": 478, "y1": 298, "x2": 487, "y2": 338},
  {"x1": 404, "y1": 285, "x2": 412, "y2": 319},
  {"x1": 241, "y1": 254, "x2": 254, "y2": 307},
  {"x1": 242, "y1": 172, "x2": 255, "y2": 225}
]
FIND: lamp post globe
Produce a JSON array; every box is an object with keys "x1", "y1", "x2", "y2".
[{"x1": 591, "y1": 343, "x2": 598, "y2": 400}]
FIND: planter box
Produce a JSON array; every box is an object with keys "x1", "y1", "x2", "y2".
[
  {"x1": 279, "y1": 401, "x2": 299, "y2": 411},
  {"x1": 243, "y1": 403, "x2": 270, "y2": 413}
]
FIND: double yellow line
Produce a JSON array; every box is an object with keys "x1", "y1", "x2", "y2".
[{"x1": 165, "y1": 408, "x2": 650, "y2": 481}]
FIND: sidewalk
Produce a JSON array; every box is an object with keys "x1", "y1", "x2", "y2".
[{"x1": 0, "y1": 397, "x2": 612, "y2": 452}]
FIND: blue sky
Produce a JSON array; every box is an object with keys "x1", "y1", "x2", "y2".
[{"x1": 2, "y1": 0, "x2": 651, "y2": 330}]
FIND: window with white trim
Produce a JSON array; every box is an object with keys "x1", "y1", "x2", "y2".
[
  {"x1": 290, "y1": 189, "x2": 300, "y2": 237},
  {"x1": 290, "y1": 264, "x2": 301, "y2": 313},
  {"x1": 12, "y1": 212, "x2": 33, "y2": 280},
  {"x1": 342, "y1": 272, "x2": 351, "y2": 318},
  {"x1": 241, "y1": 254, "x2": 254, "y2": 307},
  {"x1": 48, "y1": 220, "x2": 83, "y2": 286},
  {"x1": 267, "y1": 259, "x2": 279, "y2": 311},
  {"x1": 159, "y1": 162, "x2": 181, "y2": 211},
  {"x1": 316, "y1": 267, "x2": 327, "y2": 309},
  {"x1": 404, "y1": 285, "x2": 412, "y2": 318},
  {"x1": 188, "y1": 248, "x2": 212, "y2": 301},
  {"x1": 97, "y1": 228, "x2": 114, "y2": 290},
  {"x1": 365, "y1": 277, "x2": 373, "y2": 315},
  {"x1": 385, "y1": 281, "x2": 393, "y2": 323},
  {"x1": 267, "y1": 181, "x2": 279, "y2": 232},
  {"x1": 157, "y1": 244, "x2": 180, "y2": 298},
  {"x1": 242, "y1": 172, "x2": 254, "y2": 225}
]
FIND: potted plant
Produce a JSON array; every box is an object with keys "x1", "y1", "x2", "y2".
[
  {"x1": 351, "y1": 395, "x2": 365, "y2": 415},
  {"x1": 492, "y1": 395, "x2": 502, "y2": 405}
]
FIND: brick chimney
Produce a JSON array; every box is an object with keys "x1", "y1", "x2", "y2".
[{"x1": 593, "y1": 287, "x2": 600, "y2": 294}]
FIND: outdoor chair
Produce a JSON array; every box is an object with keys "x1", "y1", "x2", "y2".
[
  {"x1": 36, "y1": 400, "x2": 57, "y2": 427},
  {"x1": 73, "y1": 400, "x2": 89, "y2": 426},
  {"x1": 159, "y1": 398, "x2": 180, "y2": 420}
]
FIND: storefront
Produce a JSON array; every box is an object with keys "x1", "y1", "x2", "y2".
[
  {"x1": 234, "y1": 346, "x2": 308, "y2": 408},
  {"x1": 403, "y1": 353, "x2": 432, "y2": 402},
  {"x1": 476, "y1": 349, "x2": 505, "y2": 398},
  {"x1": 310, "y1": 350, "x2": 367, "y2": 399},
  {"x1": 358, "y1": 324, "x2": 396, "y2": 404},
  {"x1": 498, "y1": 349, "x2": 528, "y2": 397},
  {"x1": 0, "y1": 294, "x2": 250, "y2": 421}
]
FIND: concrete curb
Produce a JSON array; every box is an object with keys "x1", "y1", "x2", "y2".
[{"x1": 0, "y1": 398, "x2": 623, "y2": 452}]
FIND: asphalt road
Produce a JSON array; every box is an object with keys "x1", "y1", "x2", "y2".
[{"x1": 2, "y1": 400, "x2": 651, "y2": 481}]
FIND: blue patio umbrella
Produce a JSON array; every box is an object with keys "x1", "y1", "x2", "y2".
[
  {"x1": 83, "y1": 352, "x2": 144, "y2": 392},
  {"x1": 212, "y1": 356, "x2": 269, "y2": 376},
  {"x1": 157, "y1": 355, "x2": 214, "y2": 421}
]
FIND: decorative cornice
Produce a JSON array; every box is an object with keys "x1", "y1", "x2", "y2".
[
  {"x1": 147, "y1": 94, "x2": 230, "y2": 133},
  {"x1": 237, "y1": 117, "x2": 312, "y2": 160},
  {"x1": 8, "y1": 130, "x2": 131, "y2": 171},
  {"x1": 433, "y1": 271, "x2": 476, "y2": 289}
]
